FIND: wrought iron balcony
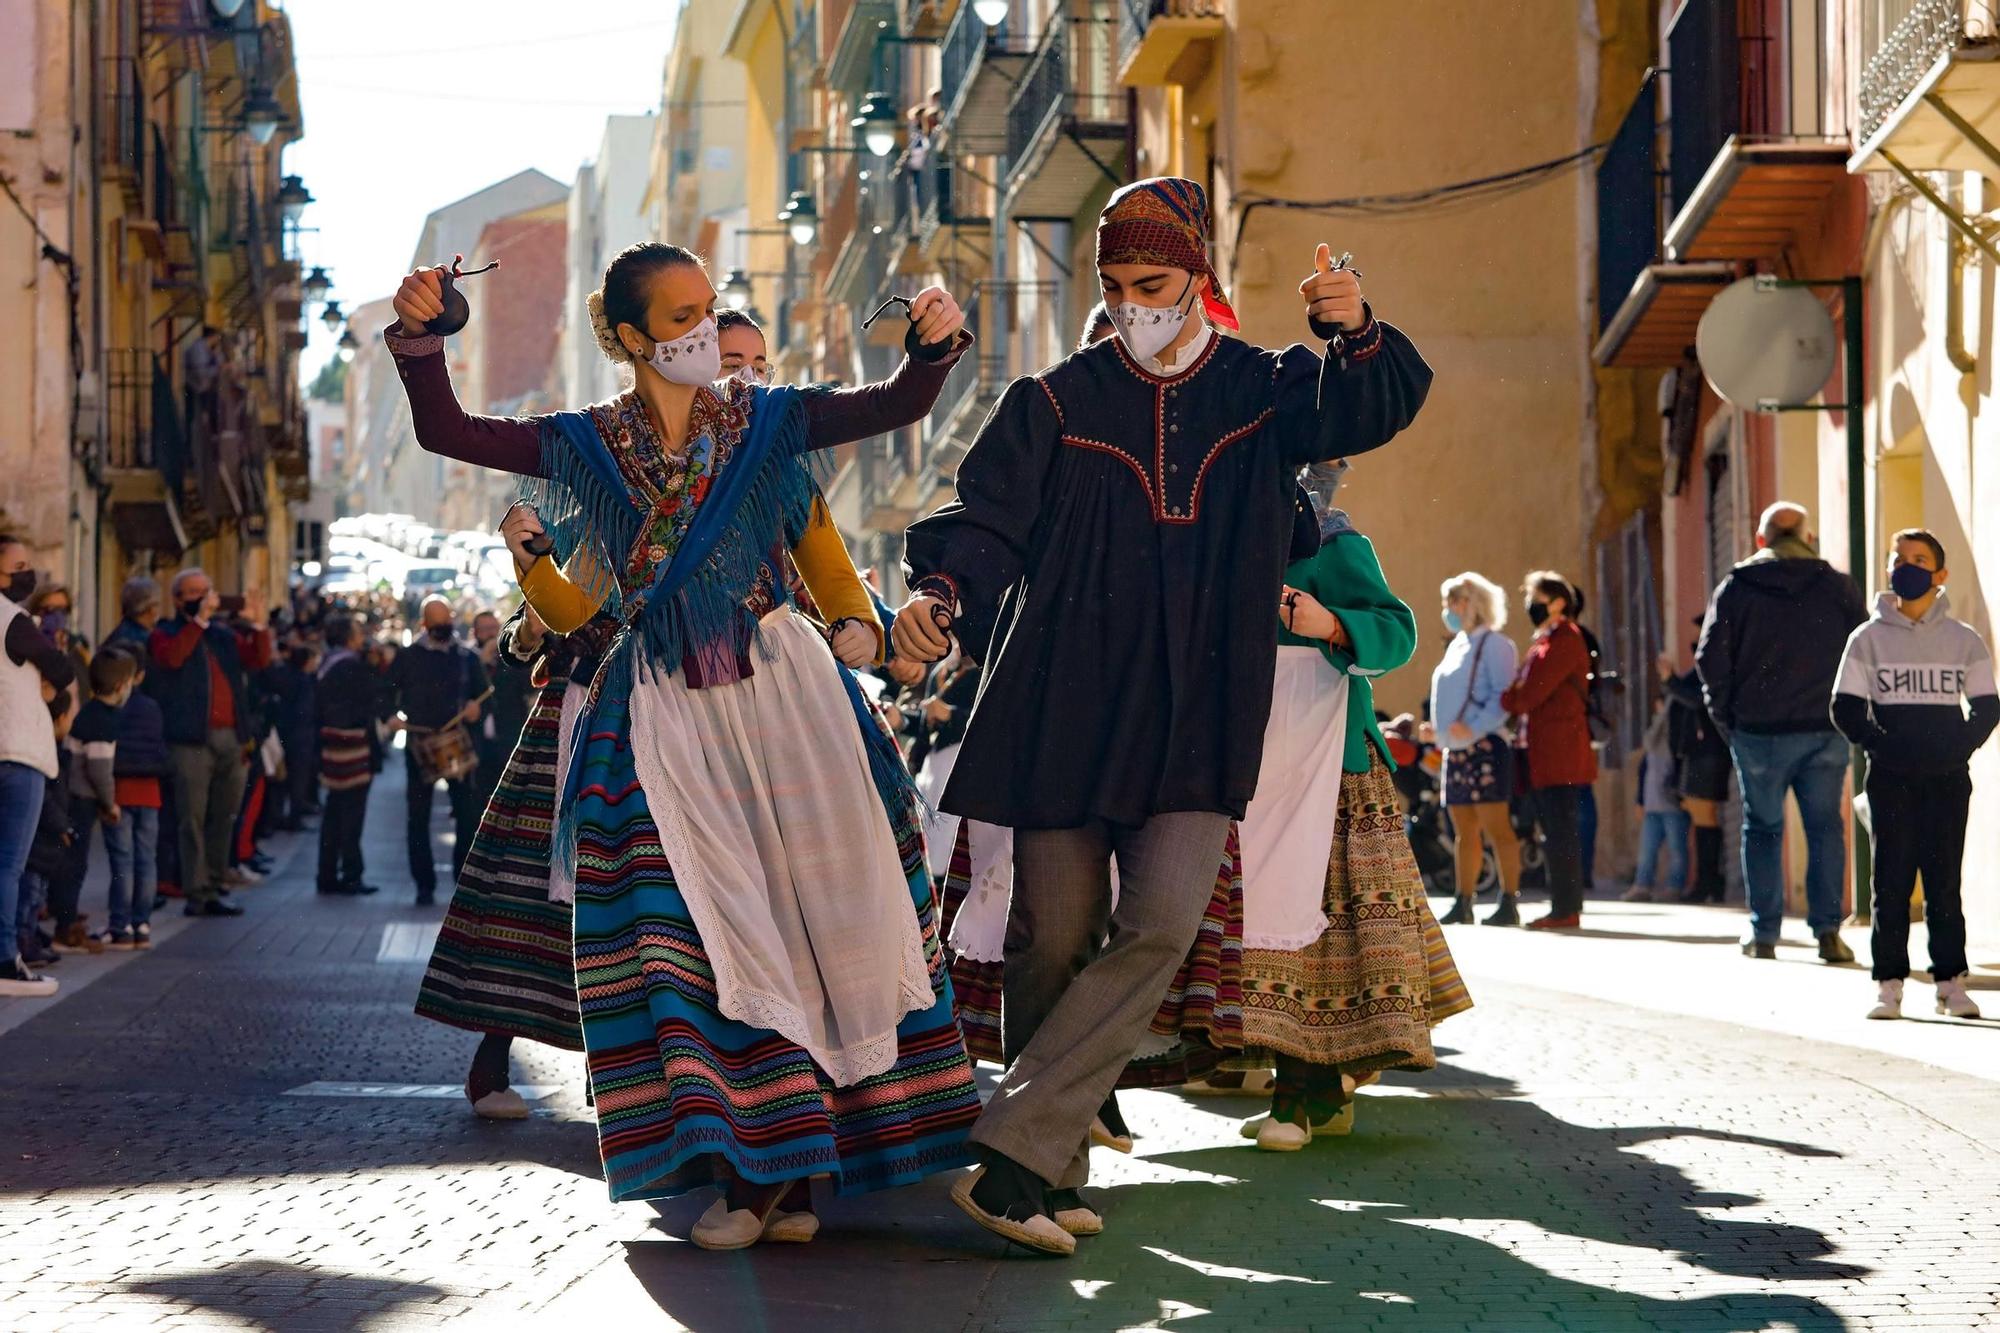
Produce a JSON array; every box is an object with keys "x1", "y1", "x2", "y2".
[
  {"x1": 925, "y1": 278, "x2": 1057, "y2": 460},
  {"x1": 1853, "y1": 0, "x2": 2000, "y2": 173},
  {"x1": 830, "y1": 0, "x2": 897, "y2": 93},
  {"x1": 1115, "y1": 0, "x2": 1222, "y2": 86},
  {"x1": 938, "y1": 0, "x2": 1036, "y2": 151},
  {"x1": 898, "y1": 0, "x2": 956, "y2": 39},
  {"x1": 1005, "y1": 11, "x2": 1127, "y2": 221}
]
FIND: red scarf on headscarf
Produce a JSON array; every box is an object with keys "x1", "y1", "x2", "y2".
[{"x1": 1094, "y1": 176, "x2": 1240, "y2": 331}]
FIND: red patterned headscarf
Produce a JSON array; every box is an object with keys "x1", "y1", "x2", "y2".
[{"x1": 1095, "y1": 176, "x2": 1239, "y2": 331}]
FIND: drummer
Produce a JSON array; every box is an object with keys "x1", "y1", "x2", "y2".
[{"x1": 383, "y1": 595, "x2": 491, "y2": 906}]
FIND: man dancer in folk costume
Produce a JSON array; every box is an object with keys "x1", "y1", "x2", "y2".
[{"x1": 895, "y1": 177, "x2": 1432, "y2": 1254}]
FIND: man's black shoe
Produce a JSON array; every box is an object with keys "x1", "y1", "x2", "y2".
[
  {"x1": 1482, "y1": 896, "x2": 1522, "y2": 927},
  {"x1": 415, "y1": 889, "x2": 436, "y2": 907},
  {"x1": 1818, "y1": 930, "x2": 1856, "y2": 964},
  {"x1": 1741, "y1": 938, "x2": 1777, "y2": 960},
  {"x1": 247, "y1": 854, "x2": 275, "y2": 874},
  {"x1": 344, "y1": 881, "x2": 382, "y2": 896},
  {"x1": 186, "y1": 899, "x2": 246, "y2": 918}
]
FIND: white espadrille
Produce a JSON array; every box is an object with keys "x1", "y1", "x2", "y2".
[
  {"x1": 950, "y1": 1168, "x2": 1076, "y2": 1256},
  {"x1": 760, "y1": 1207, "x2": 820, "y2": 1243},
  {"x1": 690, "y1": 1197, "x2": 769, "y2": 1251},
  {"x1": 1253, "y1": 1117, "x2": 1310, "y2": 1152},
  {"x1": 469, "y1": 1089, "x2": 530, "y2": 1120}
]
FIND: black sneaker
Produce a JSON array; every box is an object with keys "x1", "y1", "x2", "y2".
[
  {"x1": 186, "y1": 899, "x2": 245, "y2": 918},
  {"x1": 1482, "y1": 896, "x2": 1522, "y2": 927},
  {"x1": 344, "y1": 882, "x2": 382, "y2": 896},
  {"x1": 1440, "y1": 897, "x2": 1477, "y2": 926}
]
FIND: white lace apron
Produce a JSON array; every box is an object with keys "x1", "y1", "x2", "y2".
[{"x1": 1237, "y1": 646, "x2": 1350, "y2": 950}]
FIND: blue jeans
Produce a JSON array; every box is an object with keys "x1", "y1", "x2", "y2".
[
  {"x1": 1728, "y1": 731, "x2": 1850, "y2": 941},
  {"x1": 0, "y1": 761, "x2": 45, "y2": 965},
  {"x1": 1635, "y1": 809, "x2": 1691, "y2": 892},
  {"x1": 103, "y1": 805, "x2": 159, "y2": 932}
]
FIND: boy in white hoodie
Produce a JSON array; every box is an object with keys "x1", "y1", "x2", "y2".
[{"x1": 1831, "y1": 529, "x2": 1999, "y2": 1019}]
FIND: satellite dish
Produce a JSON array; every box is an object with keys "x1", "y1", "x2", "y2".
[{"x1": 1695, "y1": 277, "x2": 1838, "y2": 409}]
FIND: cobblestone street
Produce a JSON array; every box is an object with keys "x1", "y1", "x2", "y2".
[{"x1": 4, "y1": 759, "x2": 1999, "y2": 1332}]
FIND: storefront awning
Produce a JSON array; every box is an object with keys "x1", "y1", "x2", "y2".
[
  {"x1": 1592, "y1": 263, "x2": 1736, "y2": 370},
  {"x1": 1665, "y1": 139, "x2": 1850, "y2": 263}
]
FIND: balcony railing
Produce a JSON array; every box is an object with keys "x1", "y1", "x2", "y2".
[
  {"x1": 105, "y1": 348, "x2": 158, "y2": 471},
  {"x1": 100, "y1": 57, "x2": 146, "y2": 185},
  {"x1": 1858, "y1": 0, "x2": 1988, "y2": 143},
  {"x1": 1115, "y1": 0, "x2": 1219, "y2": 73},
  {"x1": 1007, "y1": 14, "x2": 1125, "y2": 168},
  {"x1": 1597, "y1": 73, "x2": 1661, "y2": 335},
  {"x1": 928, "y1": 278, "x2": 1057, "y2": 447}
]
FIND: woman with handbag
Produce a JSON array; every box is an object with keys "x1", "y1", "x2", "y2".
[
  {"x1": 1501, "y1": 571, "x2": 1599, "y2": 930},
  {"x1": 1429, "y1": 571, "x2": 1523, "y2": 926}
]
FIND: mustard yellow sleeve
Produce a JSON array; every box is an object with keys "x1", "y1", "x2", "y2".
[
  {"x1": 517, "y1": 546, "x2": 614, "y2": 635},
  {"x1": 791, "y1": 496, "x2": 884, "y2": 665}
]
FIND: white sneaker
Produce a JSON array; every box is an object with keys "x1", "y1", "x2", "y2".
[
  {"x1": 0, "y1": 958, "x2": 58, "y2": 998},
  {"x1": 1866, "y1": 979, "x2": 1903, "y2": 1020},
  {"x1": 1936, "y1": 975, "x2": 1982, "y2": 1019}
]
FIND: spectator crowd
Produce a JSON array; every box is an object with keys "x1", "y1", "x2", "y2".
[{"x1": 0, "y1": 534, "x2": 523, "y2": 997}]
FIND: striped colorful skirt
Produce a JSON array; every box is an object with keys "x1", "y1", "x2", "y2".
[
  {"x1": 939, "y1": 820, "x2": 1244, "y2": 1088},
  {"x1": 1236, "y1": 749, "x2": 1473, "y2": 1075},
  {"x1": 415, "y1": 676, "x2": 582, "y2": 1050},
  {"x1": 573, "y1": 687, "x2": 980, "y2": 1202},
  {"x1": 318, "y1": 726, "x2": 373, "y2": 792}
]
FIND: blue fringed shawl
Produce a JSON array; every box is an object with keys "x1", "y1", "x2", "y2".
[{"x1": 522, "y1": 384, "x2": 920, "y2": 871}]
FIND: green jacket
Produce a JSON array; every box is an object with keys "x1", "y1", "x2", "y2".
[{"x1": 1276, "y1": 524, "x2": 1417, "y2": 773}]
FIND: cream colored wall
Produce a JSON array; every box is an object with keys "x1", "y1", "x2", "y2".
[
  {"x1": 1860, "y1": 184, "x2": 2000, "y2": 947},
  {"x1": 1193, "y1": 0, "x2": 1598, "y2": 720}
]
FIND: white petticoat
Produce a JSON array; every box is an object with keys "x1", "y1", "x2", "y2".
[{"x1": 1237, "y1": 646, "x2": 1350, "y2": 950}]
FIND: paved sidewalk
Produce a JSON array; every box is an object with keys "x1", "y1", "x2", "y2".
[{"x1": 4, "y1": 764, "x2": 1999, "y2": 1331}]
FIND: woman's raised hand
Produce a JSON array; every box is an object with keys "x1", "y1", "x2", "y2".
[
  {"x1": 908, "y1": 286, "x2": 964, "y2": 347},
  {"x1": 499, "y1": 502, "x2": 549, "y2": 569},
  {"x1": 393, "y1": 267, "x2": 447, "y2": 336},
  {"x1": 829, "y1": 619, "x2": 876, "y2": 668}
]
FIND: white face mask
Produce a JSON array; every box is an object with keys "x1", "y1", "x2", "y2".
[
  {"x1": 1109, "y1": 276, "x2": 1196, "y2": 362},
  {"x1": 643, "y1": 316, "x2": 721, "y2": 385}
]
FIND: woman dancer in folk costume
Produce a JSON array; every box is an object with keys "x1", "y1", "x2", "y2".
[
  {"x1": 1231, "y1": 456, "x2": 1471, "y2": 1153},
  {"x1": 894, "y1": 177, "x2": 1432, "y2": 1254},
  {"x1": 415, "y1": 487, "x2": 887, "y2": 1123},
  {"x1": 386, "y1": 241, "x2": 981, "y2": 1250}
]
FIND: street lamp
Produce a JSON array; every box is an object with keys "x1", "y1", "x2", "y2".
[
  {"x1": 277, "y1": 175, "x2": 312, "y2": 225},
  {"x1": 209, "y1": 0, "x2": 248, "y2": 16},
  {"x1": 854, "y1": 93, "x2": 900, "y2": 159},
  {"x1": 973, "y1": 0, "x2": 1009, "y2": 27},
  {"x1": 780, "y1": 191, "x2": 819, "y2": 247},
  {"x1": 718, "y1": 269, "x2": 753, "y2": 310},
  {"x1": 242, "y1": 87, "x2": 285, "y2": 145},
  {"x1": 302, "y1": 266, "x2": 331, "y2": 304},
  {"x1": 336, "y1": 328, "x2": 358, "y2": 363},
  {"x1": 321, "y1": 299, "x2": 344, "y2": 333}
]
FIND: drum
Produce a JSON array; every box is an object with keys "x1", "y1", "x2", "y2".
[{"x1": 412, "y1": 720, "x2": 479, "y2": 785}]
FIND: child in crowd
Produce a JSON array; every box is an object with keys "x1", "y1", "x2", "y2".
[
  {"x1": 1623, "y1": 661, "x2": 1690, "y2": 903},
  {"x1": 58, "y1": 650, "x2": 137, "y2": 947},
  {"x1": 1832, "y1": 528, "x2": 1999, "y2": 1020},
  {"x1": 19, "y1": 773, "x2": 73, "y2": 961},
  {"x1": 103, "y1": 646, "x2": 163, "y2": 945}
]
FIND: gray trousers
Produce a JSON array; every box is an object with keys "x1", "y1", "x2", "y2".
[
  {"x1": 972, "y1": 810, "x2": 1230, "y2": 1187},
  {"x1": 171, "y1": 728, "x2": 246, "y2": 904}
]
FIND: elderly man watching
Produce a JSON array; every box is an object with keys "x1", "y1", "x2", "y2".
[
  {"x1": 1696, "y1": 502, "x2": 1868, "y2": 962},
  {"x1": 104, "y1": 576, "x2": 162, "y2": 655},
  {"x1": 148, "y1": 568, "x2": 271, "y2": 917}
]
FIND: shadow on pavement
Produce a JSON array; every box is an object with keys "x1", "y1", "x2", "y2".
[
  {"x1": 116, "y1": 1260, "x2": 450, "y2": 1329},
  {"x1": 611, "y1": 1062, "x2": 1861, "y2": 1332}
]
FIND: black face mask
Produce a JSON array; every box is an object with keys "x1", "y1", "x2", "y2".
[
  {"x1": 1527, "y1": 602, "x2": 1552, "y2": 628},
  {"x1": 2, "y1": 570, "x2": 34, "y2": 604},
  {"x1": 182, "y1": 597, "x2": 207, "y2": 621},
  {"x1": 427, "y1": 624, "x2": 455, "y2": 643}
]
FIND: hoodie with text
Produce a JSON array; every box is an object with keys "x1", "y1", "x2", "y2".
[{"x1": 1830, "y1": 590, "x2": 1998, "y2": 775}]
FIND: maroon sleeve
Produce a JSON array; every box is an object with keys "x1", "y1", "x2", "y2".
[
  {"x1": 237, "y1": 627, "x2": 274, "y2": 672},
  {"x1": 151, "y1": 621, "x2": 205, "y2": 670},
  {"x1": 801, "y1": 332, "x2": 973, "y2": 452},
  {"x1": 384, "y1": 325, "x2": 548, "y2": 477},
  {"x1": 1503, "y1": 627, "x2": 1586, "y2": 716}
]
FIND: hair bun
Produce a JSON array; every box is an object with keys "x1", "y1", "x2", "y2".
[{"x1": 586, "y1": 289, "x2": 629, "y2": 363}]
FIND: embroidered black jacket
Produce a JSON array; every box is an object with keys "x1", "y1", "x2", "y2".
[{"x1": 903, "y1": 319, "x2": 1431, "y2": 827}]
